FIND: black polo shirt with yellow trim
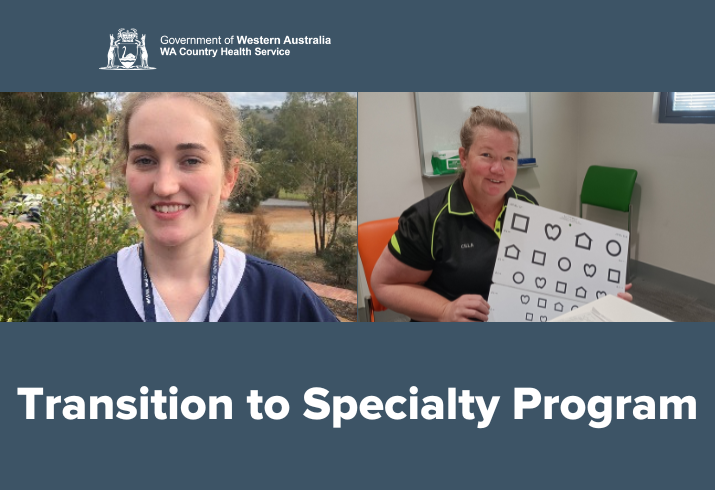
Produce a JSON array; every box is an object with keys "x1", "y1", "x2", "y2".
[{"x1": 388, "y1": 177, "x2": 538, "y2": 302}]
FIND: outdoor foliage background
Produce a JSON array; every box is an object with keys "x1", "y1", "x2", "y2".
[
  {"x1": 0, "y1": 127, "x2": 139, "y2": 321},
  {"x1": 233, "y1": 92, "x2": 358, "y2": 255}
]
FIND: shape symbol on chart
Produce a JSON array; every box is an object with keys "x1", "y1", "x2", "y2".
[
  {"x1": 571, "y1": 305, "x2": 579, "y2": 311},
  {"x1": 606, "y1": 240, "x2": 622, "y2": 257},
  {"x1": 511, "y1": 213, "x2": 530, "y2": 233},
  {"x1": 526, "y1": 312, "x2": 533, "y2": 321},
  {"x1": 535, "y1": 277, "x2": 546, "y2": 289},
  {"x1": 505, "y1": 244, "x2": 520, "y2": 260},
  {"x1": 576, "y1": 286, "x2": 587, "y2": 298},
  {"x1": 597, "y1": 291, "x2": 607, "y2": 299},
  {"x1": 532, "y1": 250, "x2": 546, "y2": 266},
  {"x1": 540, "y1": 316, "x2": 547, "y2": 322},
  {"x1": 575, "y1": 233, "x2": 593, "y2": 250},
  {"x1": 513, "y1": 272, "x2": 525, "y2": 284},
  {"x1": 554, "y1": 302, "x2": 564, "y2": 312},
  {"x1": 558, "y1": 257, "x2": 571, "y2": 271},
  {"x1": 584, "y1": 264, "x2": 597, "y2": 277},
  {"x1": 608, "y1": 269, "x2": 621, "y2": 283},
  {"x1": 520, "y1": 295, "x2": 530, "y2": 304},
  {"x1": 537, "y1": 298, "x2": 547, "y2": 308},
  {"x1": 556, "y1": 281, "x2": 567, "y2": 294},
  {"x1": 545, "y1": 224, "x2": 562, "y2": 241}
]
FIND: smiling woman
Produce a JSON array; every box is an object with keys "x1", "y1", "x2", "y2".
[
  {"x1": 370, "y1": 107, "x2": 538, "y2": 322},
  {"x1": 29, "y1": 92, "x2": 338, "y2": 322}
]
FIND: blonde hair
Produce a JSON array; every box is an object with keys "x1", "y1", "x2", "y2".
[
  {"x1": 459, "y1": 106, "x2": 520, "y2": 155},
  {"x1": 115, "y1": 92, "x2": 245, "y2": 174}
]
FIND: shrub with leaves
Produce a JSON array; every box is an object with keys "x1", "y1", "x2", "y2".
[
  {"x1": 321, "y1": 223, "x2": 357, "y2": 286},
  {"x1": 245, "y1": 207, "x2": 275, "y2": 261},
  {"x1": 0, "y1": 127, "x2": 140, "y2": 321},
  {"x1": 0, "y1": 192, "x2": 49, "y2": 321}
]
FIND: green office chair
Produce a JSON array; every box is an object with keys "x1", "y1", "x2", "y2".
[
  {"x1": 580, "y1": 165, "x2": 638, "y2": 279},
  {"x1": 579, "y1": 165, "x2": 638, "y2": 233}
]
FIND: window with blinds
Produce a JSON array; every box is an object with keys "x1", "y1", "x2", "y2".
[{"x1": 659, "y1": 92, "x2": 715, "y2": 123}]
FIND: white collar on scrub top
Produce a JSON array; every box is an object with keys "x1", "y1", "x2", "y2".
[{"x1": 116, "y1": 242, "x2": 247, "y2": 322}]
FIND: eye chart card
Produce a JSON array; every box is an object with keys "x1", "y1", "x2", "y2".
[
  {"x1": 487, "y1": 201, "x2": 629, "y2": 322},
  {"x1": 488, "y1": 283, "x2": 586, "y2": 322}
]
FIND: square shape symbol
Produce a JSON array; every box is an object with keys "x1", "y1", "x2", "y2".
[
  {"x1": 608, "y1": 269, "x2": 621, "y2": 283},
  {"x1": 511, "y1": 213, "x2": 530, "y2": 233}
]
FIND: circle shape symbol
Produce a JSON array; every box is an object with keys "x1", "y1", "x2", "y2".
[
  {"x1": 558, "y1": 257, "x2": 571, "y2": 271},
  {"x1": 606, "y1": 240, "x2": 622, "y2": 257},
  {"x1": 513, "y1": 272, "x2": 525, "y2": 284}
]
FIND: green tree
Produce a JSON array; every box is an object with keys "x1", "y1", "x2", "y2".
[
  {"x1": 231, "y1": 110, "x2": 300, "y2": 212},
  {"x1": 0, "y1": 93, "x2": 108, "y2": 184},
  {"x1": 277, "y1": 92, "x2": 357, "y2": 255},
  {"x1": 258, "y1": 149, "x2": 303, "y2": 198},
  {"x1": 242, "y1": 111, "x2": 284, "y2": 162}
]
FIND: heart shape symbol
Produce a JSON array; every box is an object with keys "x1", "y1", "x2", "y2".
[
  {"x1": 535, "y1": 277, "x2": 546, "y2": 289},
  {"x1": 584, "y1": 264, "x2": 596, "y2": 277},
  {"x1": 540, "y1": 316, "x2": 547, "y2": 322},
  {"x1": 545, "y1": 224, "x2": 562, "y2": 241},
  {"x1": 596, "y1": 291, "x2": 607, "y2": 299},
  {"x1": 520, "y1": 295, "x2": 530, "y2": 304}
]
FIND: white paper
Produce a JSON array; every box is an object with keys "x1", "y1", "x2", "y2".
[
  {"x1": 549, "y1": 294, "x2": 672, "y2": 322},
  {"x1": 551, "y1": 308, "x2": 611, "y2": 322}
]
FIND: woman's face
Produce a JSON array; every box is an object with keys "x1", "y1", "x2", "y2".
[
  {"x1": 125, "y1": 97, "x2": 237, "y2": 249},
  {"x1": 459, "y1": 126, "x2": 518, "y2": 204}
]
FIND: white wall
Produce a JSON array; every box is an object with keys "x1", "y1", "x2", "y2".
[
  {"x1": 357, "y1": 92, "x2": 580, "y2": 309},
  {"x1": 577, "y1": 92, "x2": 715, "y2": 284}
]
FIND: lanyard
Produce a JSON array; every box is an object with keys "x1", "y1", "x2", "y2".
[{"x1": 138, "y1": 240, "x2": 219, "y2": 322}]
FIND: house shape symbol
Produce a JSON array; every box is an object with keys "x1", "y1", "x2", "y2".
[
  {"x1": 504, "y1": 244, "x2": 520, "y2": 260},
  {"x1": 554, "y1": 302, "x2": 564, "y2": 312},
  {"x1": 575, "y1": 286, "x2": 587, "y2": 298},
  {"x1": 575, "y1": 233, "x2": 593, "y2": 250}
]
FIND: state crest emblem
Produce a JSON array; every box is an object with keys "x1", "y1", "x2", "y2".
[{"x1": 101, "y1": 28, "x2": 156, "y2": 70}]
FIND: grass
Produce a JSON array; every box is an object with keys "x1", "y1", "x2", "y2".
[{"x1": 278, "y1": 189, "x2": 307, "y2": 201}]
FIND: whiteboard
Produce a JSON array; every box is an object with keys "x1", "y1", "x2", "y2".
[{"x1": 414, "y1": 93, "x2": 532, "y2": 177}]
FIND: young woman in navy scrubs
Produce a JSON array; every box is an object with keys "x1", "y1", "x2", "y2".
[{"x1": 30, "y1": 93, "x2": 338, "y2": 322}]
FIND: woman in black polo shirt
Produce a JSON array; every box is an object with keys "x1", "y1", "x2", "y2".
[{"x1": 371, "y1": 107, "x2": 631, "y2": 321}]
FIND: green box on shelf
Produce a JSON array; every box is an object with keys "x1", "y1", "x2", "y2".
[{"x1": 431, "y1": 150, "x2": 460, "y2": 175}]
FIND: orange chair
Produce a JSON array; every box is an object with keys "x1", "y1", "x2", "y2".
[{"x1": 357, "y1": 217, "x2": 399, "y2": 321}]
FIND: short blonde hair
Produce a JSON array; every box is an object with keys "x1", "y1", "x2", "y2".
[
  {"x1": 115, "y1": 92, "x2": 245, "y2": 174},
  {"x1": 459, "y1": 106, "x2": 520, "y2": 155}
]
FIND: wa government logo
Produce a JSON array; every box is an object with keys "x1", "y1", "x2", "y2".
[{"x1": 101, "y1": 28, "x2": 156, "y2": 70}]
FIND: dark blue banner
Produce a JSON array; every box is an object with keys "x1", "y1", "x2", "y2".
[
  {"x1": 2, "y1": 0, "x2": 714, "y2": 90},
  {"x1": 1, "y1": 325, "x2": 711, "y2": 488},
  {"x1": 2, "y1": 0, "x2": 715, "y2": 486}
]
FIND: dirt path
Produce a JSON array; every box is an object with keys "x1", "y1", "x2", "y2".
[{"x1": 221, "y1": 206, "x2": 318, "y2": 253}]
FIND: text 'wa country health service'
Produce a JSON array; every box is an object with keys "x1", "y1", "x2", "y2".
[{"x1": 159, "y1": 35, "x2": 331, "y2": 57}]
